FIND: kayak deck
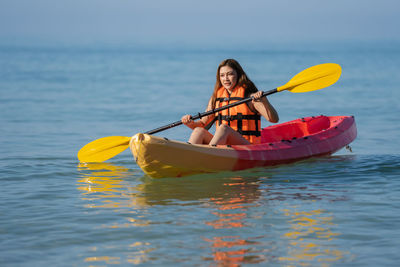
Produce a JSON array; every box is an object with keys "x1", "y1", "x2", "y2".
[{"x1": 130, "y1": 115, "x2": 357, "y2": 178}]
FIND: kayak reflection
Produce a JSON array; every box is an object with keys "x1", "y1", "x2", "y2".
[
  {"x1": 202, "y1": 176, "x2": 266, "y2": 265},
  {"x1": 132, "y1": 172, "x2": 266, "y2": 266},
  {"x1": 77, "y1": 162, "x2": 349, "y2": 266}
]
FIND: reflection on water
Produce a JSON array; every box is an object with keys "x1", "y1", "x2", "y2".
[
  {"x1": 203, "y1": 177, "x2": 266, "y2": 266},
  {"x1": 82, "y1": 241, "x2": 155, "y2": 265},
  {"x1": 280, "y1": 208, "x2": 346, "y2": 265},
  {"x1": 130, "y1": 173, "x2": 268, "y2": 265},
  {"x1": 77, "y1": 163, "x2": 133, "y2": 209},
  {"x1": 77, "y1": 163, "x2": 349, "y2": 266},
  {"x1": 77, "y1": 163, "x2": 153, "y2": 265}
]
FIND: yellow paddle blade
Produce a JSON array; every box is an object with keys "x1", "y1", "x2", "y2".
[
  {"x1": 277, "y1": 63, "x2": 342, "y2": 93},
  {"x1": 77, "y1": 136, "x2": 131, "y2": 163}
]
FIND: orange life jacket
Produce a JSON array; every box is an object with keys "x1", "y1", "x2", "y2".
[{"x1": 215, "y1": 86, "x2": 261, "y2": 144}]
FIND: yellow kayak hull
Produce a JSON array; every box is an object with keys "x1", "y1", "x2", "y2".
[{"x1": 130, "y1": 133, "x2": 239, "y2": 178}]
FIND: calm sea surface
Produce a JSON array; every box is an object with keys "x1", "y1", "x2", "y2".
[{"x1": 1, "y1": 41, "x2": 399, "y2": 266}]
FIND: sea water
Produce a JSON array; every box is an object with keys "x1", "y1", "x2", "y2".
[{"x1": 1, "y1": 41, "x2": 399, "y2": 266}]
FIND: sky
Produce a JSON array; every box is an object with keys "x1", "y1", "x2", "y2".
[{"x1": 0, "y1": 0, "x2": 399, "y2": 46}]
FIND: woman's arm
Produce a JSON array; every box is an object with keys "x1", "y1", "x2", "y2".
[
  {"x1": 250, "y1": 91, "x2": 279, "y2": 123},
  {"x1": 181, "y1": 98, "x2": 216, "y2": 129}
]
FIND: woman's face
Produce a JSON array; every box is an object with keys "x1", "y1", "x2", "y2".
[{"x1": 219, "y1": 65, "x2": 238, "y2": 91}]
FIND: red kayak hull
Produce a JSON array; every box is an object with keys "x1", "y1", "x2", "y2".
[{"x1": 232, "y1": 115, "x2": 357, "y2": 170}]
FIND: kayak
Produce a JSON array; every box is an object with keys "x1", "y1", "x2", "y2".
[{"x1": 130, "y1": 115, "x2": 357, "y2": 178}]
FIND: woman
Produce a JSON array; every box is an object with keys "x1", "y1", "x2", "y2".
[{"x1": 181, "y1": 59, "x2": 279, "y2": 146}]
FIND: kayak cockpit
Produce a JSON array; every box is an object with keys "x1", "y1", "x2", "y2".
[{"x1": 261, "y1": 115, "x2": 334, "y2": 143}]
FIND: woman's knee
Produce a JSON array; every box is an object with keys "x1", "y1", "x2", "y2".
[
  {"x1": 215, "y1": 124, "x2": 233, "y2": 133},
  {"x1": 192, "y1": 127, "x2": 208, "y2": 135},
  {"x1": 189, "y1": 127, "x2": 213, "y2": 144}
]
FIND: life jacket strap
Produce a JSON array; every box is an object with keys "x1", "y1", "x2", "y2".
[
  {"x1": 215, "y1": 97, "x2": 244, "y2": 102},
  {"x1": 238, "y1": 130, "x2": 262, "y2": 137},
  {"x1": 218, "y1": 114, "x2": 261, "y2": 121},
  {"x1": 204, "y1": 117, "x2": 217, "y2": 130},
  {"x1": 217, "y1": 113, "x2": 261, "y2": 137}
]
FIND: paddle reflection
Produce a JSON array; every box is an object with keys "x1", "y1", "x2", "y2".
[
  {"x1": 77, "y1": 163, "x2": 134, "y2": 209},
  {"x1": 77, "y1": 163, "x2": 154, "y2": 265},
  {"x1": 279, "y1": 208, "x2": 347, "y2": 265}
]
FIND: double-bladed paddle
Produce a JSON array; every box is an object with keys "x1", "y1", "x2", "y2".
[{"x1": 78, "y1": 63, "x2": 342, "y2": 162}]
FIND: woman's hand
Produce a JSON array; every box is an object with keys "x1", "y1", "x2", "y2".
[
  {"x1": 181, "y1": 114, "x2": 194, "y2": 126},
  {"x1": 250, "y1": 91, "x2": 279, "y2": 123},
  {"x1": 251, "y1": 91, "x2": 264, "y2": 102}
]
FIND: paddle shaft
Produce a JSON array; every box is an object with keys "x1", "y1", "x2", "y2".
[{"x1": 145, "y1": 88, "x2": 278, "y2": 135}]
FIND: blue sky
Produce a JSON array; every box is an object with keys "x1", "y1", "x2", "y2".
[{"x1": 0, "y1": 0, "x2": 399, "y2": 46}]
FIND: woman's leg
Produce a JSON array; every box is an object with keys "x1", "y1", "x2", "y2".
[
  {"x1": 189, "y1": 127, "x2": 214, "y2": 144},
  {"x1": 209, "y1": 124, "x2": 250, "y2": 146}
]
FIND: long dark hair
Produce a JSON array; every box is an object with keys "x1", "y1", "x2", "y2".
[{"x1": 210, "y1": 59, "x2": 258, "y2": 109}]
